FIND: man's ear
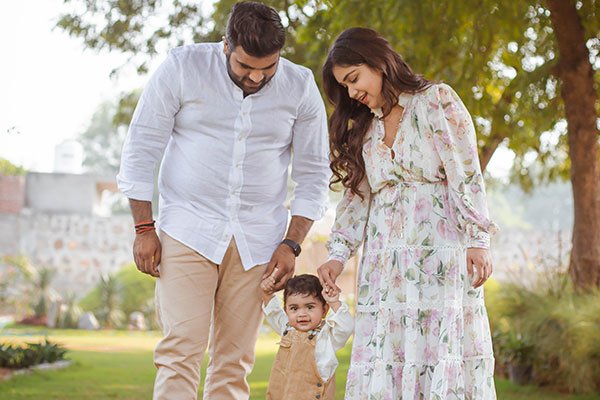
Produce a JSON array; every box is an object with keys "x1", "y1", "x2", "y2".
[{"x1": 223, "y1": 36, "x2": 229, "y2": 55}]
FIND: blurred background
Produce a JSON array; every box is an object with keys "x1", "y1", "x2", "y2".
[{"x1": 0, "y1": 0, "x2": 599, "y2": 399}]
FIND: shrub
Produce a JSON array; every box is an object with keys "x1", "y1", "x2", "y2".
[
  {"x1": 79, "y1": 263, "x2": 156, "y2": 329},
  {"x1": 0, "y1": 339, "x2": 67, "y2": 369},
  {"x1": 58, "y1": 292, "x2": 82, "y2": 329},
  {"x1": 488, "y1": 273, "x2": 600, "y2": 393},
  {"x1": 117, "y1": 263, "x2": 155, "y2": 318}
]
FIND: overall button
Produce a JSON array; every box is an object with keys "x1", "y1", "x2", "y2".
[{"x1": 316, "y1": 382, "x2": 322, "y2": 387}]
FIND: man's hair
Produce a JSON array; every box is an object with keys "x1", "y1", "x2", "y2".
[
  {"x1": 225, "y1": 1, "x2": 285, "y2": 57},
  {"x1": 283, "y1": 274, "x2": 326, "y2": 306}
]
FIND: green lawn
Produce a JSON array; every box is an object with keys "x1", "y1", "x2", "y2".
[{"x1": 1, "y1": 327, "x2": 599, "y2": 400}]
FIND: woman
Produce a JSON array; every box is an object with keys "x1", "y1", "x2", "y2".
[{"x1": 318, "y1": 27, "x2": 498, "y2": 399}]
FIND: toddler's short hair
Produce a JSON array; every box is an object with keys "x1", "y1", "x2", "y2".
[{"x1": 283, "y1": 274, "x2": 326, "y2": 306}]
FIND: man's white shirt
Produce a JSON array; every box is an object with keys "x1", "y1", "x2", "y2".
[{"x1": 117, "y1": 42, "x2": 330, "y2": 269}]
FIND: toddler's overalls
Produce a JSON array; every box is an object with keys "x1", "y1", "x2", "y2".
[{"x1": 266, "y1": 324, "x2": 336, "y2": 399}]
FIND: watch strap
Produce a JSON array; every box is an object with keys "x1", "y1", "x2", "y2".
[{"x1": 281, "y1": 238, "x2": 301, "y2": 257}]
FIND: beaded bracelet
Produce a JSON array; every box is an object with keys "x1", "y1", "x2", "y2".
[{"x1": 135, "y1": 220, "x2": 155, "y2": 235}]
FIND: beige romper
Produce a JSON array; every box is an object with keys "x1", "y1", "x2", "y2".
[{"x1": 267, "y1": 324, "x2": 336, "y2": 400}]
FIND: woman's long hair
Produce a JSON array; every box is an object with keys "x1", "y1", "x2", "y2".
[{"x1": 322, "y1": 27, "x2": 432, "y2": 198}]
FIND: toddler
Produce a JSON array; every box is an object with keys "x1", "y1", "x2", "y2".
[{"x1": 261, "y1": 272, "x2": 354, "y2": 400}]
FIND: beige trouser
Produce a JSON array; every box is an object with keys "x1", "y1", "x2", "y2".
[{"x1": 153, "y1": 232, "x2": 267, "y2": 400}]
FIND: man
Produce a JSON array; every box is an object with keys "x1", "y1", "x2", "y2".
[{"x1": 116, "y1": 2, "x2": 330, "y2": 399}]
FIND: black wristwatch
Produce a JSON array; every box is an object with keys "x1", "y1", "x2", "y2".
[{"x1": 281, "y1": 239, "x2": 302, "y2": 257}]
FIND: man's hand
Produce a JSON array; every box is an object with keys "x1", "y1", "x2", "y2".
[
  {"x1": 262, "y1": 245, "x2": 296, "y2": 291},
  {"x1": 317, "y1": 260, "x2": 344, "y2": 296},
  {"x1": 133, "y1": 230, "x2": 161, "y2": 277},
  {"x1": 467, "y1": 248, "x2": 493, "y2": 288}
]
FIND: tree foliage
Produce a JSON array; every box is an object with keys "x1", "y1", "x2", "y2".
[
  {"x1": 56, "y1": 0, "x2": 210, "y2": 75},
  {"x1": 78, "y1": 100, "x2": 127, "y2": 175},
  {"x1": 56, "y1": 0, "x2": 599, "y2": 187},
  {"x1": 292, "y1": 0, "x2": 599, "y2": 189},
  {"x1": 0, "y1": 158, "x2": 26, "y2": 176}
]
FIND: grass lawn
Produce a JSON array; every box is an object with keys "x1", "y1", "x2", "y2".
[{"x1": 1, "y1": 327, "x2": 599, "y2": 399}]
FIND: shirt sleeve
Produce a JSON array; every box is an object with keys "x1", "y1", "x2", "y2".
[
  {"x1": 116, "y1": 51, "x2": 182, "y2": 201},
  {"x1": 326, "y1": 179, "x2": 371, "y2": 264},
  {"x1": 262, "y1": 296, "x2": 289, "y2": 336},
  {"x1": 430, "y1": 84, "x2": 498, "y2": 248},
  {"x1": 324, "y1": 302, "x2": 354, "y2": 351},
  {"x1": 289, "y1": 72, "x2": 331, "y2": 221}
]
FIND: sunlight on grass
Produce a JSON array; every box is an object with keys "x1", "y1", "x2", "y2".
[{"x1": 1, "y1": 327, "x2": 599, "y2": 400}]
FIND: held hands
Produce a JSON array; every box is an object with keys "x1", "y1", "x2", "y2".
[
  {"x1": 467, "y1": 248, "x2": 493, "y2": 288},
  {"x1": 260, "y1": 267, "x2": 278, "y2": 304},
  {"x1": 321, "y1": 287, "x2": 342, "y2": 312},
  {"x1": 262, "y1": 244, "x2": 296, "y2": 291},
  {"x1": 317, "y1": 259, "x2": 344, "y2": 296},
  {"x1": 133, "y1": 230, "x2": 161, "y2": 277},
  {"x1": 319, "y1": 261, "x2": 343, "y2": 312}
]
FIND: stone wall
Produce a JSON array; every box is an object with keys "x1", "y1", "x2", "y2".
[
  {"x1": 0, "y1": 211, "x2": 571, "y2": 301},
  {"x1": 0, "y1": 209, "x2": 357, "y2": 300},
  {"x1": 1, "y1": 212, "x2": 134, "y2": 297}
]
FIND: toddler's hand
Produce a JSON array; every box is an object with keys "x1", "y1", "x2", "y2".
[
  {"x1": 260, "y1": 267, "x2": 278, "y2": 294},
  {"x1": 321, "y1": 286, "x2": 340, "y2": 304}
]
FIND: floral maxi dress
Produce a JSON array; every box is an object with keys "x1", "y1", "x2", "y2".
[{"x1": 327, "y1": 84, "x2": 498, "y2": 399}]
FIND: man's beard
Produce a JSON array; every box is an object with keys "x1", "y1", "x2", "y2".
[{"x1": 225, "y1": 53, "x2": 273, "y2": 95}]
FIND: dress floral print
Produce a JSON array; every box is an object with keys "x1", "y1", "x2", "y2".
[{"x1": 327, "y1": 84, "x2": 498, "y2": 399}]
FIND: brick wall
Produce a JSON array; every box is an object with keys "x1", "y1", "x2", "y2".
[{"x1": 0, "y1": 175, "x2": 25, "y2": 214}]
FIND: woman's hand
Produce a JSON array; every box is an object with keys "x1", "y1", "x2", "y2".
[
  {"x1": 317, "y1": 260, "x2": 344, "y2": 296},
  {"x1": 467, "y1": 248, "x2": 493, "y2": 288}
]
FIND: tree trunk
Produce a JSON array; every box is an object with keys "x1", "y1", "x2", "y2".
[
  {"x1": 479, "y1": 133, "x2": 505, "y2": 172},
  {"x1": 547, "y1": 0, "x2": 600, "y2": 289}
]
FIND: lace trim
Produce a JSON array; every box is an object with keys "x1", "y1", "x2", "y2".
[
  {"x1": 351, "y1": 355, "x2": 495, "y2": 368},
  {"x1": 364, "y1": 245, "x2": 465, "y2": 255},
  {"x1": 355, "y1": 300, "x2": 485, "y2": 312}
]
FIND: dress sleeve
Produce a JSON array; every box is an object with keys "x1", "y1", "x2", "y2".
[
  {"x1": 326, "y1": 178, "x2": 371, "y2": 264},
  {"x1": 430, "y1": 84, "x2": 498, "y2": 248},
  {"x1": 261, "y1": 296, "x2": 289, "y2": 336}
]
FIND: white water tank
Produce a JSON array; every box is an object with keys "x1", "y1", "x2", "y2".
[{"x1": 53, "y1": 139, "x2": 83, "y2": 174}]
